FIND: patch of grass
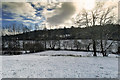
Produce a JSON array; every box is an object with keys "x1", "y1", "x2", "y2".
[{"x1": 51, "y1": 54, "x2": 82, "y2": 57}]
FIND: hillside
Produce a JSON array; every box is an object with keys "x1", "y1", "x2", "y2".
[{"x1": 2, "y1": 24, "x2": 120, "y2": 41}]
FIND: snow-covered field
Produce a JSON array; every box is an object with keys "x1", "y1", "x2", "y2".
[{"x1": 0, "y1": 51, "x2": 119, "y2": 78}]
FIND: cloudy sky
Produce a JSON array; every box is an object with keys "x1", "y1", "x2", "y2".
[{"x1": 1, "y1": 0, "x2": 118, "y2": 29}]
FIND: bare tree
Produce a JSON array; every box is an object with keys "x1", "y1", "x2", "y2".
[
  {"x1": 21, "y1": 24, "x2": 27, "y2": 53},
  {"x1": 34, "y1": 23, "x2": 39, "y2": 31},
  {"x1": 74, "y1": 40, "x2": 81, "y2": 50},
  {"x1": 75, "y1": 2, "x2": 116, "y2": 56},
  {"x1": 80, "y1": 40, "x2": 92, "y2": 51},
  {"x1": 12, "y1": 24, "x2": 16, "y2": 35},
  {"x1": 62, "y1": 40, "x2": 69, "y2": 50},
  {"x1": 47, "y1": 40, "x2": 58, "y2": 50}
]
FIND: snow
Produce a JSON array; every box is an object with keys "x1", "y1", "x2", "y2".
[
  {"x1": 0, "y1": 51, "x2": 119, "y2": 78},
  {"x1": 0, "y1": 55, "x2": 2, "y2": 80},
  {"x1": 34, "y1": 50, "x2": 93, "y2": 57}
]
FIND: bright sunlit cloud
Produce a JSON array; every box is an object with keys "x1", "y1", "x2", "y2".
[{"x1": 84, "y1": 0, "x2": 95, "y2": 10}]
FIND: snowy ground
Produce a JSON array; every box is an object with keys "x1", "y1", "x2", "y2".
[{"x1": 0, "y1": 50, "x2": 119, "y2": 78}]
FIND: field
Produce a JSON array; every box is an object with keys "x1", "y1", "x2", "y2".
[{"x1": 0, "y1": 50, "x2": 119, "y2": 78}]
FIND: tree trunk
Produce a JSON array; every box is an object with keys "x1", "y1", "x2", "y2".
[
  {"x1": 100, "y1": 39, "x2": 105, "y2": 56},
  {"x1": 44, "y1": 40, "x2": 46, "y2": 50},
  {"x1": 93, "y1": 40, "x2": 97, "y2": 56},
  {"x1": 104, "y1": 41, "x2": 114, "y2": 56},
  {"x1": 87, "y1": 43, "x2": 91, "y2": 51},
  {"x1": 77, "y1": 44, "x2": 79, "y2": 51},
  {"x1": 118, "y1": 47, "x2": 120, "y2": 54},
  {"x1": 58, "y1": 40, "x2": 61, "y2": 49},
  {"x1": 103, "y1": 52, "x2": 108, "y2": 57}
]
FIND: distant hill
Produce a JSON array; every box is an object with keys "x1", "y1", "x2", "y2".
[{"x1": 2, "y1": 24, "x2": 120, "y2": 41}]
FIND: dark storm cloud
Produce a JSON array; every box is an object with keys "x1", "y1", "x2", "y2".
[{"x1": 47, "y1": 2, "x2": 76, "y2": 25}]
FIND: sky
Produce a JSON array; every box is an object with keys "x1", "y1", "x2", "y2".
[{"x1": 1, "y1": 0, "x2": 118, "y2": 31}]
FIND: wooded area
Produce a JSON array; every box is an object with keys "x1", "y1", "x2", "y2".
[{"x1": 2, "y1": 24, "x2": 120, "y2": 56}]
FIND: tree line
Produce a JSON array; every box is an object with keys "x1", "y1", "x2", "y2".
[{"x1": 2, "y1": 24, "x2": 120, "y2": 56}]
